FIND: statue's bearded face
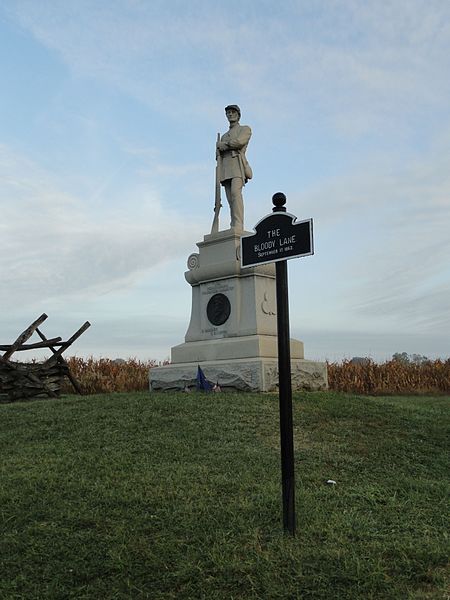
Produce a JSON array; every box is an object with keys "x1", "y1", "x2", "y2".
[{"x1": 226, "y1": 108, "x2": 239, "y2": 123}]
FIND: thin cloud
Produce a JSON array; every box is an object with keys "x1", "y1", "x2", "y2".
[
  {"x1": 6, "y1": 1, "x2": 450, "y2": 132},
  {"x1": 0, "y1": 145, "x2": 200, "y2": 308},
  {"x1": 284, "y1": 137, "x2": 450, "y2": 335}
]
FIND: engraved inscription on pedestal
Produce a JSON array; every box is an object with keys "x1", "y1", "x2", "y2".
[{"x1": 202, "y1": 281, "x2": 234, "y2": 295}]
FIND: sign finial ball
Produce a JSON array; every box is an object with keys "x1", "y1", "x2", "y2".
[{"x1": 272, "y1": 192, "x2": 287, "y2": 212}]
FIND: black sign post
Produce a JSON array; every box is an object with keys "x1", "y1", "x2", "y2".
[{"x1": 241, "y1": 192, "x2": 314, "y2": 536}]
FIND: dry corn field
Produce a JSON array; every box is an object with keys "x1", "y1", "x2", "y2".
[
  {"x1": 328, "y1": 359, "x2": 450, "y2": 395},
  {"x1": 61, "y1": 357, "x2": 450, "y2": 395},
  {"x1": 61, "y1": 357, "x2": 161, "y2": 395}
]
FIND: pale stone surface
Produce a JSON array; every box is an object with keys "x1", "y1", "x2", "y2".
[
  {"x1": 215, "y1": 104, "x2": 252, "y2": 232},
  {"x1": 185, "y1": 229, "x2": 274, "y2": 285},
  {"x1": 183, "y1": 231, "x2": 279, "y2": 347},
  {"x1": 149, "y1": 358, "x2": 327, "y2": 392},
  {"x1": 171, "y1": 335, "x2": 304, "y2": 363}
]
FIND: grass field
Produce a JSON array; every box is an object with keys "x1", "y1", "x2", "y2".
[{"x1": 0, "y1": 391, "x2": 449, "y2": 599}]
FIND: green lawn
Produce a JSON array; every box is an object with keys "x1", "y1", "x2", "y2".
[{"x1": 0, "y1": 392, "x2": 448, "y2": 599}]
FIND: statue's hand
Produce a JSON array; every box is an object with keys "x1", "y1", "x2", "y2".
[{"x1": 216, "y1": 141, "x2": 228, "y2": 152}]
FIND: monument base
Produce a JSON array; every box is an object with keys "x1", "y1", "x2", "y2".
[
  {"x1": 149, "y1": 228, "x2": 328, "y2": 393},
  {"x1": 171, "y1": 334, "x2": 304, "y2": 363},
  {"x1": 149, "y1": 358, "x2": 327, "y2": 393}
]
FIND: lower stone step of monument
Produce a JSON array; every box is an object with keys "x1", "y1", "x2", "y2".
[
  {"x1": 149, "y1": 358, "x2": 328, "y2": 393},
  {"x1": 171, "y1": 334, "x2": 304, "y2": 363}
]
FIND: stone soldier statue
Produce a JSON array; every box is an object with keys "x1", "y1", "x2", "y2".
[{"x1": 216, "y1": 105, "x2": 252, "y2": 231}]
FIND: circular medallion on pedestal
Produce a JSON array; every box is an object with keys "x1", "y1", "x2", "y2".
[{"x1": 206, "y1": 293, "x2": 231, "y2": 326}]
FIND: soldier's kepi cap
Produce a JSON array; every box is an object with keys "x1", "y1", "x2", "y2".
[{"x1": 225, "y1": 104, "x2": 241, "y2": 117}]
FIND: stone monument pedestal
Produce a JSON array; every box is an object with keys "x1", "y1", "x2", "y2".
[{"x1": 149, "y1": 229, "x2": 327, "y2": 392}]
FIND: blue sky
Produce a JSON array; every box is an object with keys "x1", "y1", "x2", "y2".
[{"x1": 1, "y1": 0, "x2": 449, "y2": 362}]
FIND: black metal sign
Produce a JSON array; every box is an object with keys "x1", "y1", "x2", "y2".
[
  {"x1": 240, "y1": 212, "x2": 313, "y2": 269},
  {"x1": 240, "y1": 193, "x2": 314, "y2": 536}
]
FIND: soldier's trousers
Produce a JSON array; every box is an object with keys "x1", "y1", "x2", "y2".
[{"x1": 223, "y1": 177, "x2": 244, "y2": 231}]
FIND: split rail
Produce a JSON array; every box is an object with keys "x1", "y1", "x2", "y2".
[{"x1": 0, "y1": 314, "x2": 90, "y2": 402}]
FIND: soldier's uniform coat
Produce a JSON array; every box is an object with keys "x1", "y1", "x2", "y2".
[{"x1": 219, "y1": 124, "x2": 252, "y2": 184}]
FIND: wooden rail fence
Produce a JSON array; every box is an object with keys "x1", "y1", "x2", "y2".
[{"x1": 0, "y1": 314, "x2": 90, "y2": 402}]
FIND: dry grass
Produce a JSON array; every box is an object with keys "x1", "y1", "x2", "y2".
[
  {"x1": 328, "y1": 358, "x2": 450, "y2": 395},
  {"x1": 62, "y1": 356, "x2": 160, "y2": 394},
  {"x1": 60, "y1": 357, "x2": 450, "y2": 396}
]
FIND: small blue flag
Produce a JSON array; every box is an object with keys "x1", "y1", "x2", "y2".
[{"x1": 196, "y1": 365, "x2": 213, "y2": 392}]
